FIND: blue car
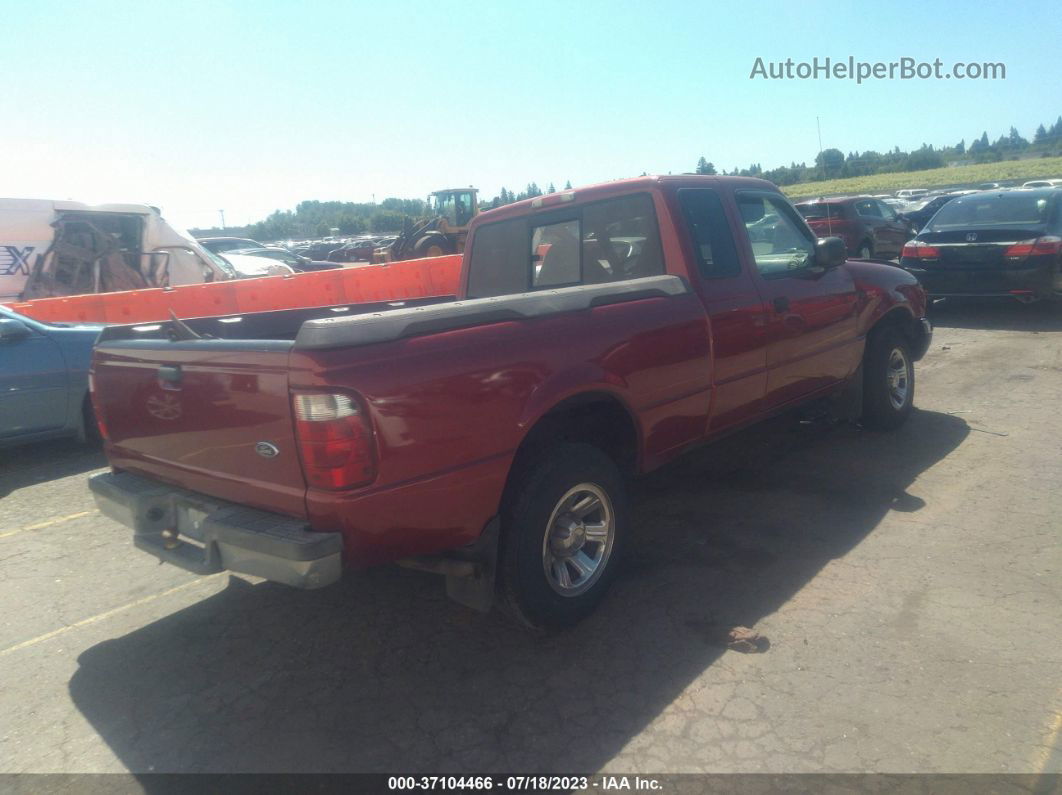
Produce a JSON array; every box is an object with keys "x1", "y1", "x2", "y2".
[{"x1": 0, "y1": 306, "x2": 102, "y2": 447}]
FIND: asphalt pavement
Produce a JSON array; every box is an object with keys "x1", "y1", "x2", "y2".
[{"x1": 1, "y1": 299, "x2": 1059, "y2": 774}]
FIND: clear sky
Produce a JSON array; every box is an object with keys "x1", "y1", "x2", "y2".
[{"x1": 3, "y1": 0, "x2": 1060, "y2": 229}]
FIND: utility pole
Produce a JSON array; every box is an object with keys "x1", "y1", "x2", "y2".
[
  {"x1": 219, "y1": 209, "x2": 226, "y2": 229},
  {"x1": 816, "y1": 117, "x2": 824, "y2": 179}
]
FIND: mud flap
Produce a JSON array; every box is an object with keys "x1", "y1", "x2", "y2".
[
  {"x1": 445, "y1": 516, "x2": 500, "y2": 613},
  {"x1": 832, "y1": 362, "x2": 865, "y2": 422}
]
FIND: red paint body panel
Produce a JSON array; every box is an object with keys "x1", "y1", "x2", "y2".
[
  {"x1": 93, "y1": 176, "x2": 928, "y2": 568},
  {"x1": 96, "y1": 345, "x2": 308, "y2": 518}
]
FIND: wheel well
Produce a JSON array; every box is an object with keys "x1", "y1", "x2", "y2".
[
  {"x1": 504, "y1": 393, "x2": 639, "y2": 499},
  {"x1": 868, "y1": 307, "x2": 918, "y2": 348}
]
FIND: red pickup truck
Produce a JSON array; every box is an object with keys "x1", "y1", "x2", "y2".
[{"x1": 88, "y1": 176, "x2": 931, "y2": 627}]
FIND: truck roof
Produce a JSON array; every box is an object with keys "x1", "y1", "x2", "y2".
[
  {"x1": 0, "y1": 198, "x2": 159, "y2": 215},
  {"x1": 473, "y1": 175, "x2": 779, "y2": 225}
]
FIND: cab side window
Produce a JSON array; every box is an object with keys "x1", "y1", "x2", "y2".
[
  {"x1": 677, "y1": 188, "x2": 741, "y2": 278},
  {"x1": 737, "y1": 194, "x2": 815, "y2": 278},
  {"x1": 855, "y1": 199, "x2": 882, "y2": 218}
]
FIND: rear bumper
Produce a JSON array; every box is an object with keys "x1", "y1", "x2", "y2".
[
  {"x1": 89, "y1": 471, "x2": 342, "y2": 589},
  {"x1": 904, "y1": 263, "x2": 1061, "y2": 299}
]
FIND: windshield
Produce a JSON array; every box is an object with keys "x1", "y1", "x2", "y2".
[
  {"x1": 797, "y1": 203, "x2": 845, "y2": 220},
  {"x1": 927, "y1": 192, "x2": 1052, "y2": 230},
  {"x1": 204, "y1": 248, "x2": 238, "y2": 277}
]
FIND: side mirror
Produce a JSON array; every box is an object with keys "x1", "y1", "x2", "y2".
[
  {"x1": 815, "y1": 236, "x2": 847, "y2": 269},
  {"x1": 0, "y1": 318, "x2": 32, "y2": 342}
]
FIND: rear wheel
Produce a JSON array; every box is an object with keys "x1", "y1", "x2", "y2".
[
  {"x1": 862, "y1": 327, "x2": 914, "y2": 430},
  {"x1": 413, "y1": 234, "x2": 455, "y2": 258},
  {"x1": 500, "y1": 443, "x2": 626, "y2": 628}
]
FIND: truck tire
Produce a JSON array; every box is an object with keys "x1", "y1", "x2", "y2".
[
  {"x1": 500, "y1": 443, "x2": 626, "y2": 628},
  {"x1": 413, "y1": 234, "x2": 454, "y2": 258},
  {"x1": 862, "y1": 327, "x2": 914, "y2": 430}
]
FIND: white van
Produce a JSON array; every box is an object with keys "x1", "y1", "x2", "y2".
[
  {"x1": 895, "y1": 189, "x2": 929, "y2": 199},
  {"x1": 0, "y1": 199, "x2": 233, "y2": 302}
]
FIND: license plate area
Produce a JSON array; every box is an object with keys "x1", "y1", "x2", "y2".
[{"x1": 174, "y1": 499, "x2": 214, "y2": 543}]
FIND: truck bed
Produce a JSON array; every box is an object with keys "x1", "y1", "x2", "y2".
[{"x1": 92, "y1": 276, "x2": 691, "y2": 532}]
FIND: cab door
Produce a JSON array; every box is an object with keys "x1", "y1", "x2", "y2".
[
  {"x1": 674, "y1": 187, "x2": 769, "y2": 433},
  {"x1": 735, "y1": 192, "x2": 861, "y2": 410},
  {"x1": 876, "y1": 200, "x2": 911, "y2": 255}
]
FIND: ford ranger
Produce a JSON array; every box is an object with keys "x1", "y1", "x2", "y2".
[{"x1": 88, "y1": 176, "x2": 932, "y2": 627}]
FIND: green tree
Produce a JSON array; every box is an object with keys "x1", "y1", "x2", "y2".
[
  {"x1": 815, "y1": 148, "x2": 845, "y2": 179},
  {"x1": 370, "y1": 210, "x2": 406, "y2": 233},
  {"x1": 564, "y1": 180, "x2": 572, "y2": 190}
]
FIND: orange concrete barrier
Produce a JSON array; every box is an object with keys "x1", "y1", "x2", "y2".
[
  {"x1": 166, "y1": 282, "x2": 241, "y2": 319},
  {"x1": 3, "y1": 254, "x2": 463, "y2": 324},
  {"x1": 427, "y1": 256, "x2": 462, "y2": 294},
  {"x1": 100, "y1": 289, "x2": 169, "y2": 324}
]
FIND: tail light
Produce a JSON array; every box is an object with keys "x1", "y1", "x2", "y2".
[
  {"x1": 1004, "y1": 236, "x2": 1062, "y2": 259},
  {"x1": 901, "y1": 242, "x2": 941, "y2": 260},
  {"x1": 87, "y1": 371, "x2": 109, "y2": 441},
  {"x1": 292, "y1": 392, "x2": 377, "y2": 490}
]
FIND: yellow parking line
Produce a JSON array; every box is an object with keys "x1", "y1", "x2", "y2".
[
  {"x1": 0, "y1": 509, "x2": 98, "y2": 539},
  {"x1": 0, "y1": 576, "x2": 215, "y2": 657},
  {"x1": 1033, "y1": 690, "x2": 1062, "y2": 773}
]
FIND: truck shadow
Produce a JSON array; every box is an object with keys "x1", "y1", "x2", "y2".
[
  {"x1": 68, "y1": 409, "x2": 968, "y2": 775},
  {"x1": 0, "y1": 438, "x2": 105, "y2": 499},
  {"x1": 929, "y1": 298, "x2": 1062, "y2": 332}
]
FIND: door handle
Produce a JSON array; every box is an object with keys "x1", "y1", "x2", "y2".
[{"x1": 772, "y1": 296, "x2": 790, "y2": 313}]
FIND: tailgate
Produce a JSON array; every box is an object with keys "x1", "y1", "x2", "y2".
[{"x1": 92, "y1": 339, "x2": 307, "y2": 518}]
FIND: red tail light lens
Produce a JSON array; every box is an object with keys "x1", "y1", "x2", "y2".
[
  {"x1": 292, "y1": 392, "x2": 376, "y2": 490},
  {"x1": 87, "y1": 371, "x2": 109, "y2": 441},
  {"x1": 902, "y1": 242, "x2": 941, "y2": 260},
  {"x1": 1005, "y1": 236, "x2": 1062, "y2": 259}
]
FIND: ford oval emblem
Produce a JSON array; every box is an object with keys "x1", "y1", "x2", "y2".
[
  {"x1": 255, "y1": 442, "x2": 280, "y2": 458},
  {"x1": 966, "y1": 232, "x2": 977, "y2": 242}
]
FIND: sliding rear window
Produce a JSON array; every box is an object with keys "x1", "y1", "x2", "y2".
[{"x1": 467, "y1": 193, "x2": 664, "y2": 299}]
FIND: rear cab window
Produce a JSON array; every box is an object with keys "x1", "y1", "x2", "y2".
[{"x1": 467, "y1": 193, "x2": 665, "y2": 298}]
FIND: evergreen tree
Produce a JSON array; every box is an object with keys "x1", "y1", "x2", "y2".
[{"x1": 564, "y1": 180, "x2": 572, "y2": 190}]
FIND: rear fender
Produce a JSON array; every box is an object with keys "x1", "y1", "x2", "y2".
[{"x1": 516, "y1": 363, "x2": 631, "y2": 434}]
